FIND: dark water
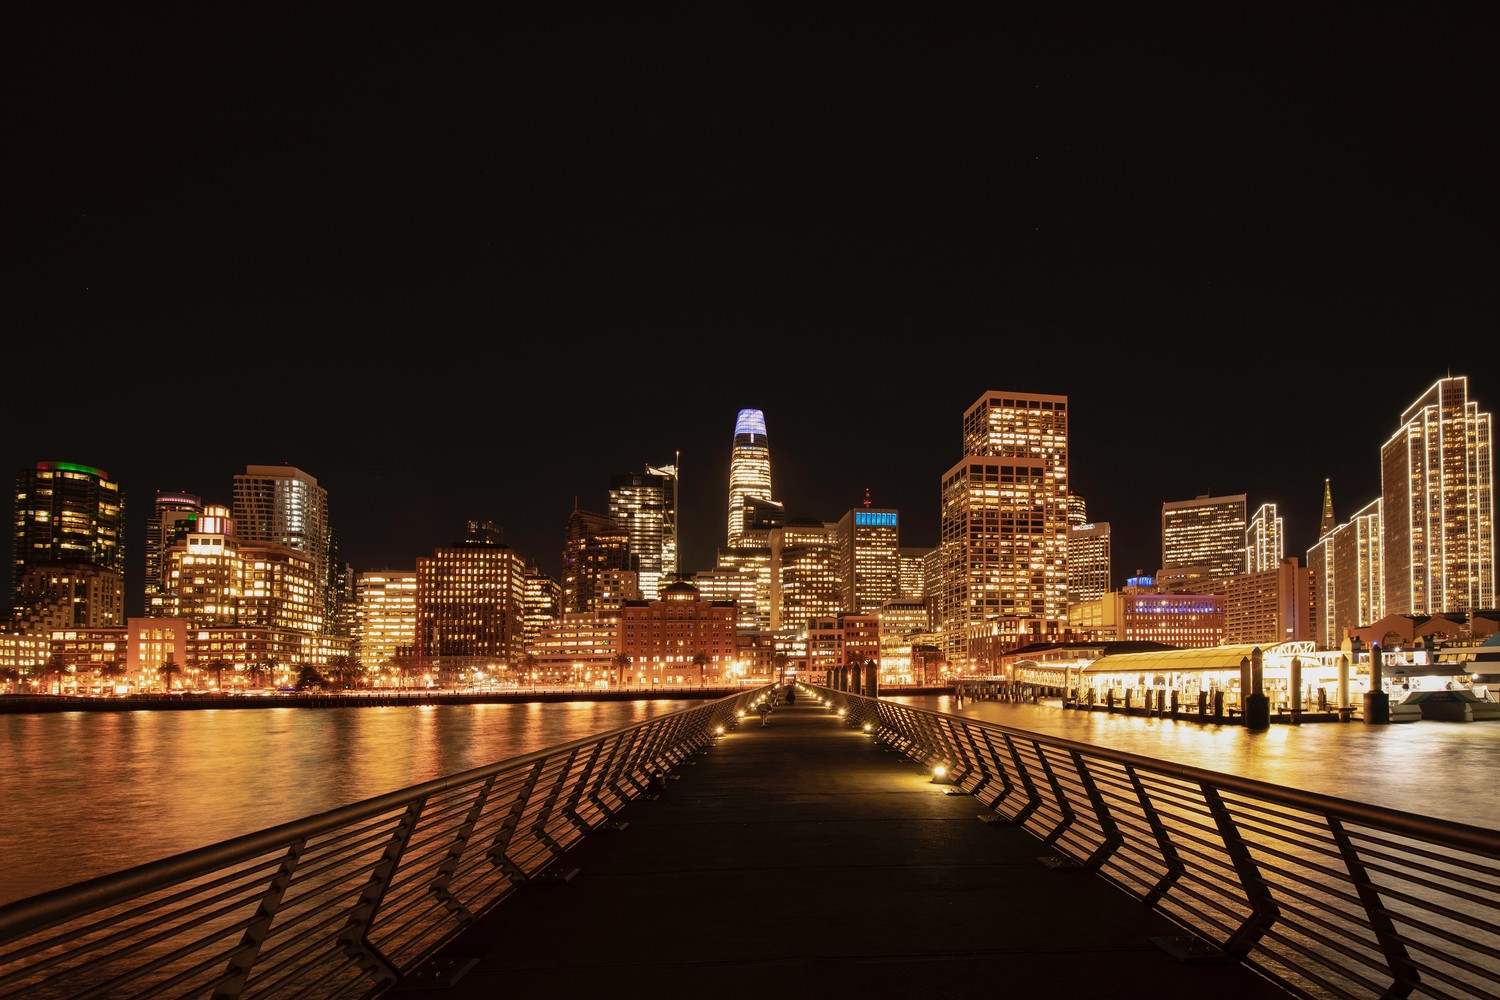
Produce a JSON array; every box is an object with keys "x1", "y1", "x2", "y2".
[
  {"x1": 892, "y1": 694, "x2": 1500, "y2": 832},
  {"x1": 0, "y1": 699, "x2": 693, "y2": 906},
  {"x1": 3, "y1": 695, "x2": 1496, "y2": 907}
]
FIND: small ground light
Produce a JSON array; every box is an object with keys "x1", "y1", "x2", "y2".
[
  {"x1": 862, "y1": 722, "x2": 873, "y2": 733},
  {"x1": 715, "y1": 725, "x2": 724, "y2": 736},
  {"x1": 930, "y1": 764, "x2": 954, "y2": 784}
]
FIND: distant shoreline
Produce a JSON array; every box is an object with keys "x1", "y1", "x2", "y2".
[{"x1": 0, "y1": 685, "x2": 950, "y2": 714}]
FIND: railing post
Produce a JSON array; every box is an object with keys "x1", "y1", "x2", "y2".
[
  {"x1": 1070, "y1": 751, "x2": 1122, "y2": 870},
  {"x1": 336, "y1": 799, "x2": 426, "y2": 989},
  {"x1": 211, "y1": 840, "x2": 307, "y2": 1000},
  {"x1": 431, "y1": 778, "x2": 497, "y2": 923},
  {"x1": 1329, "y1": 817, "x2": 1419, "y2": 996},
  {"x1": 1202, "y1": 785, "x2": 1280, "y2": 956},
  {"x1": 489, "y1": 761, "x2": 546, "y2": 882},
  {"x1": 1124, "y1": 765, "x2": 1184, "y2": 905}
]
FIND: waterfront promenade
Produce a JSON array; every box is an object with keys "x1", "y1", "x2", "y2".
[{"x1": 391, "y1": 695, "x2": 1291, "y2": 999}]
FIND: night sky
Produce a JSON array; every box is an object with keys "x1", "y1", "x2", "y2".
[{"x1": 9, "y1": 8, "x2": 1496, "y2": 613}]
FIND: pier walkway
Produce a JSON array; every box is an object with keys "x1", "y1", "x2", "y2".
[{"x1": 392, "y1": 696, "x2": 1290, "y2": 999}]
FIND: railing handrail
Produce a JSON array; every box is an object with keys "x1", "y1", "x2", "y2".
[
  {"x1": 0, "y1": 687, "x2": 772, "y2": 999},
  {"x1": 820, "y1": 685, "x2": 1500, "y2": 1000}
]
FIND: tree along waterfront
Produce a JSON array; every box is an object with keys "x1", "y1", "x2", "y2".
[{"x1": 4, "y1": 692, "x2": 1496, "y2": 908}]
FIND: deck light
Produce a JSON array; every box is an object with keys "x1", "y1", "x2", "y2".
[
  {"x1": 715, "y1": 725, "x2": 725, "y2": 737},
  {"x1": 930, "y1": 764, "x2": 955, "y2": 785}
]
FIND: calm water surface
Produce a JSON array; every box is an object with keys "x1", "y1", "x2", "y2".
[
  {"x1": 0, "y1": 699, "x2": 695, "y2": 906},
  {"x1": 3, "y1": 695, "x2": 1496, "y2": 907}
]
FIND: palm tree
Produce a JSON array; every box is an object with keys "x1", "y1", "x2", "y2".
[
  {"x1": 518, "y1": 652, "x2": 539, "y2": 688},
  {"x1": 692, "y1": 651, "x2": 710, "y2": 688},
  {"x1": 0, "y1": 666, "x2": 20, "y2": 694},
  {"x1": 772, "y1": 651, "x2": 790, "y2": 686},
  {"x1": 204, "y1": 658, "x2": 231, "y2": 692},
  {"x1": 46, "y1": 653, "x2": 69, "y2": 695},
  {"x1": 245, "y1": 660, "x2": 271, "y2": 689},
  {"x1": 326, "y1": 655, "x2": 361, "y2": 690},
  {"x1": 157, "y1": 658, "x2": 183, "y2": 691},
  {"x1": 389, "y1": 655, "x2": 415, "y2": 689},
  {"x1": 611, "y1": 653, "x2": 631, "y2": 688},
  {"x1": 98, "y1": 661, "x2": 127, "y2": 694},
  {"x1": 294, "y1": 664, "x2": 324, "y2": 691}
]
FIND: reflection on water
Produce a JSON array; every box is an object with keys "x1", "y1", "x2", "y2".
[
  {"x1": 893, "y1": 695, "x2": 1500, "y2": 832},
  {"x1": 5, "y1": 695, "x2": 1495, "y2": 909},
  {"x1": 0, "y1": 700, "x2": 693, "y2": 906}
]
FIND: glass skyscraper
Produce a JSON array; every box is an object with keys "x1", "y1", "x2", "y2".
[{"x1": 726, "y1": 408, "x2": 772, "y2": 548}]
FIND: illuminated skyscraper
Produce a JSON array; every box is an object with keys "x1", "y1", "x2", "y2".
[
  {"x1": 11, "y1": 461, "x2": 124, "y2": 601},
  {"x1": 415, "y1": 520, "x2": 527, "y2": 683},
  {"x1": 146, "y1": 491, "x2": 201, "y2": 606},
  {"x1": 608, "y1": 466, "x2": 677, "y2": 599},
  {"x1": 1246, "y1": 502, "x2": 1285, "y2": 574},
  {"x1": 937, "y1": 390, "x2": 1070, "y2": 668},
  {"x1": 233, "y1": 465, "x2": 329, "y2": 626},
  {"x1": 726, "y1": 408, "x2": 773, "y2": 547},
  {"x1": 834, "y1": 496, "x2": 901, "y2": 615},
  {"x1": 354, "y1": 570, "x2": 417, "y2": 673},
  {"x1": 1161, "y1": 493, "x2": 1247, "y2": 582},
  {"x1": 1066, "y1": 521, "x2": 1111, "y2": 608},
  {"x1": 1380, "y1": 375, "x2": 1494, "y2": 616}
]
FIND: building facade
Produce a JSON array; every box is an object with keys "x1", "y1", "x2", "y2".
[
  {"x1": 607, "y1": 468, "x2": 677, "y2": 601},
  {"x1": 561, "y1": 507, "x2": 637, "y2": 615},
  {"x1": 1066, "y1": 521, "x2": 1111, "y2": 609},
  {"x1": 11, "y1": 461, "x2": 124, "y2": 603},
  {"x1": 1246, "y1": 502, "x2": 1285, "y2": 574},
  {"x1": 937, "y1": 390, "x2": 1070, "y2": 669},
  {"x1": 1161, "y1": 493, "x2": 1248, "y2": 583},
  {"x1": 834, "y1": 501, "x2": 901, "y2": 615},
  {"x1": 354, "y1": 570, "x2": 417, "y2": 672},
  {"x1": 414, "y1": 520, "x2": 527, "y2": 682},
  {"x1": 144, "y1": 491, "x2": 201, "y2": 606},
  {"x1": 232, "y1": 465, "x2": 330, "y2": 628},
  {"x1": 726, "y1": 408, "x2": 773, "y2": 547},
  {"x1": 1379, "y1": 375, "x2": 1495, "y2": 617}
]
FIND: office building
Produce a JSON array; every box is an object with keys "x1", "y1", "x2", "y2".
[
  {"x1": 607, "y1": 467, "x2": 677, "y2": 600},
  {"x1": 232, "y1": 465, "x2": 330, "y2": 627},
  {"x1": 414, "y1": 519, "x2": 527, "y2": 685},
  {"x1": 1307, "y1": 491, "x2": 1383, "y2": 648},
  {"x1": 1246, "y1": 503, "x2": 1285, "y2": 574},
  {"x1": 617, "y1": 579, "x2": 738, "y2": 687},
  {"x1": 561, "y1": 507, "x2": 638, "y2": 615},
  {"x1": 937, "y1": 390, "x2": 1070, "y2": 669},
  {"x1": 1161, "y1": 493, "x2": 1247, "y2": 582},
  {"x1": 726, "y1": 408, "x2": 773, "y2": 547},
  {"x1": 1379, "y1": 375, "x2": 1495, "y2": 617},
  {"x1": 11, "y1": 461, "x2": 124, "y2": 602},
  {"x1": 162, "y1": 504, "x2": 321, "y2": 634},
  {"x1": 769, "y1": 518, "x2": 841, "y2": 633},
  {"x1": 834, "y1": 498, "x2": 901, "y2": 615},
  {"x1": 1222, "y1": 557, "x2": 1315, "y2": 645},
  {"x1": 354, "y1": 570, "x2": 417, "y2": 673},
  {"x1": 1067, "y1": 521, "x2": 1111, "y2": 609},
  {"x1": 522, "y1": 564, "x2": 561, "y2": 649},
  {"x1": 145, "y1": 491, "x2": 201, "y2": 606},
  {"x1": 10, "y1": 561, "x2": 124, "y2": 633}
]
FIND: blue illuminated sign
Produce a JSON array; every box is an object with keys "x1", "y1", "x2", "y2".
[{"x1": 855, "y1": 511, "x2": 897, "y2": 527}]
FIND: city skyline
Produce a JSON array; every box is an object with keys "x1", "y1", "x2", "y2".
[
  {"x1": 5, "y1": 372, "x2": 1488, "y2": 616},
  {"x1": 9, "y1": 10, "x2": 1493, "y2": 609}
]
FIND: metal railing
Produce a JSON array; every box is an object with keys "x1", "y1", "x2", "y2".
[
  {"x1": 0, "y1": 689, "x2": 767, "y2": 999},
  {"x1": 823, "y1": 687, "x2": 1500, "y2": 1000}
]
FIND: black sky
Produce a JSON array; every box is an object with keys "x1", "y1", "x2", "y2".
[{"x1": 7, "y1": 8, "x2": 1496, "y2": 613}]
